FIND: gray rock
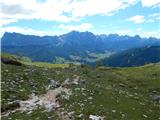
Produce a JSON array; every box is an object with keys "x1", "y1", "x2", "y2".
[{"x1": 152, "y1": 95, "x2": 160, "y2": 102}]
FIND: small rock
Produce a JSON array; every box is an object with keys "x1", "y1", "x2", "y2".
[
  {"x1": 152, "y1": 95, "x2": 160, "y2": 102},
  {"x1": 119, "y1": 83, "x2": 125, "y2": 87},
  {"x1": 78, "y1": 114, "x2": 83, "y2": 118},
  {"x1": 88, "y1": 97, "x2": 93, "y2": 100},
  {"x1": 96, "y1": 74, "x2": 100, "y2": 78},
  {"x1": 112, "y1": 110, "x2": 116, "y2": 113},
  {"x1": 89, "y1": 115, "x2": 104, "y2": 120},
  {"x1": 143, "y1": 114, "x2": 148, "y2": 118}
]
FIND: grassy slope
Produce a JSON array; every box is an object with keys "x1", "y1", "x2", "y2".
[
  {"x1": 62, "y1": 64, "x2": 160, "y2": 120},
  {"x1": 1, "y1": 61, "x2": 160, "y2": 120}
]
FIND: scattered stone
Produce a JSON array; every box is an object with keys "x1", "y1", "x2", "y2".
[
  {"x1": 75, "y1": 88, "x2": 80, "y2": 91},
  {"x1": 62, "y1": 78, "x2": 71, "y2": 86},
  {"x1": 112, "y1": 110, "x2": 116, "y2": 113},
  {"x1": 68, "y1": 111, "x2": 75, "y2": 116},
  {"x1": 5, "y1": 70, "x2": 9, "y2": 72},
  {"x1": 19, "y1": 86, "x2": 71, "y2": 112},
  {"x1": 46, "y1": 80, "x2": 60, "y2": 90},
  {"x1": 134, "y1": 87, "x2": 138, "y2": 90},
  {"x1": 143, "y1": 114, "x2": 148, "y2": 118},
  {"x1": 62, "y1": 76, "x2": 84, "y2": 87},
  {"x1": 80, "y1": 80, "x2": 86, "y2": 84},
  {"x1": 89, "y1": 115, "x2": 104, "y2": 120},
  {"x1": 96, "y1": 74, "x2": 100, "y2": 78},
  {"x1": 132, "y1": 108, "x2": 135, "y2": 110},
  {"x1": 128, "y1": 94, "x2": 133, "y2": 97},
  {"x1": 152, "y1": 90, "x2": 158, "y2": 94},
  {"x1": 121, "y1": 113, "x2": 125, "y2": 118},
  {"x1": 152, "y1": 95, "x2": 160, "y2": 102},
  {"x1": 61, "y1": 93, "x2": 71, "y2": 100},
  {"x1": 78, "y1": 114, "x2": 83, "y2": 118},
  {"x1": 119, "y1": 83, "x2": 125, "y2": 87},
  {"x1": 88, "y1": 96, "x2": 93, "y2": 100}
]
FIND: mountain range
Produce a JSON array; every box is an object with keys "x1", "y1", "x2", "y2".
[{"x1": 1, "y1": 31, "x2": 160, "y2": 66}]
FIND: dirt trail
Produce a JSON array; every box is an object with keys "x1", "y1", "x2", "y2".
[
  {"x1": 3, "y1": 76, "x2": 82, "y2": 119},
  {"x1": 19, "y1": 86, "x2": 70, "y2": 112}
]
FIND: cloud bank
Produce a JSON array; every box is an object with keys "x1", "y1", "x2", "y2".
[{"x1": 0, "y1": 0, "x2": 137, "y2": 23}]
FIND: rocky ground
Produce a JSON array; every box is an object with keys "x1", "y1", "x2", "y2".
[{"x1": 1, "y1": 62, "x2": 160, "y2": 120}]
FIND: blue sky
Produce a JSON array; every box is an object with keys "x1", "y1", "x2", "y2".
[{"x1": 0, "y1": 0, "x2": 160, "y2": 38}]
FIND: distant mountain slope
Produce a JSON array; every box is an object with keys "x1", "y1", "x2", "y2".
[
  {"x1": 1, "y1": 31, "x2": 160, "y2": 63},
  {"x1": 101, "y1": 46, "x2": 160, "y2": 67}
]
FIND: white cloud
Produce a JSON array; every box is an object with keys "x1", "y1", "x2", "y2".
[
  {"x1": 58, "y1": 23, "x2": 93, "y2": 31},
  {"x1": 0, "y1": 0, "x2": 74, "y2": 22},
  {"x1": 148, "y1": 13, "x2": 160, "y2": 21},
  {"x1": 0, "y1": 0, "x2": 39, "y2": 19},
  {"x1": 0, "y1": 18, "x2": 18, "y2": 27},
  {"x1": 2, "y1": 26, "x2": 45, "y2": 35},
  {"x1": 0, "y1": 26, "x2": 65, "y2": 38},
  {"x1": 149, "y1": 13, "x2": 160, "y2": 17},
  {"x1": 141, "y1": 0, "x2": 160, "y2": 7},
  {"x1": 0, "y1": 0, "x2": 138, "y2": 22},
  {"x1": 70, "y1": 0, "x2": 123, "y2": 17},
  {"x1": 105, "y1": 29, "x2": 160, "y2": 38},
  {"x1": 141, "y1": 30, "x2": 160, "y2": 38},
  {"x1": 116, "y1": 30, "x2": 160, "y2": 38},
  {"x1": 127, "y1": 15, "x2": 145, "y2": 24}
]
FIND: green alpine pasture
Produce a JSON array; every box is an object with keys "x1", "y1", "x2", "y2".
[{"x1": 1, "y1": 53, "x2": 160, "y2": 120}]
